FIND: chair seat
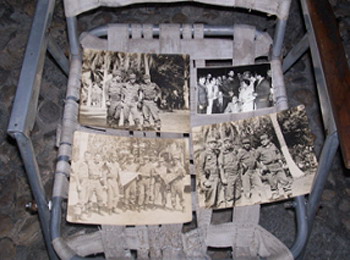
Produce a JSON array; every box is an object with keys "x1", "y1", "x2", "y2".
[{"x1": 55, "y1": 20, "x2": 293, "y2": 259}]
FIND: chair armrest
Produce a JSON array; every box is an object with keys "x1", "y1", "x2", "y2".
[{"x1": 7, "y1": 0, "x2": 55, "y2": 137}]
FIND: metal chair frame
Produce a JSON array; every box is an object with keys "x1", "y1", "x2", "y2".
[{"x1": 7, "y1": 0, "x2": 339, "y2": 259}]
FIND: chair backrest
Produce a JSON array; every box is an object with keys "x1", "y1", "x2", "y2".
[
  {"x1": 64, "y1": 0, "x2": 291, "y2": 20},
  {"x1": 80, "y1": 22, "x2": 288, "y2": 127}
]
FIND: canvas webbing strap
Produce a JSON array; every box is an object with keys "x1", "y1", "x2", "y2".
[
  {"x1": 63, "y1": 0, "x2": 290, "y2": 20},
  {"x1": 160, "y1": 24, "x2": 181, "y2": 54},
  {"x1": 52, "y1": 237, "x2": 76, "y2": 260},
  {"x1": 108, "y1": 24, "x2": 129, "y2": 52},
  {"x1": 99, "y1": 204, "x2": 293, "y2": 259},
  {"x1": 67, "y1": 231, "x2": 105, "y2": 257},
  {"x1": 101, "y1": 226, "x2": 131, "y2": 259},
  {"x1": 190, "y1": 24, "x2": 204, "y2": 123},
  {"x1": 233, "y1": 25, "x2": 256, "y2": 66}
]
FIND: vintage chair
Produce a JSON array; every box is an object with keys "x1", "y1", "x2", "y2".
[{"x1": 8, "y1": 0, "x2": 349, "y2": 259}]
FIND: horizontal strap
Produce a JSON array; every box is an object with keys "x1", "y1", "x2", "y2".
[
  {"x1": 52, "y1": 173, "x2": 69, "y2": 198},
  {"x1": 59, "y1": 142, "x2": 72, "y2": 146},
  {"x1": 55, "y1": 171, "x2": 69, "y2": 178},
  {"x1": 66, "y1": 95, "x2": 79, "y2": 102},
  {"x1": 67, "y1": 232, "x2": 104, "y2": 257},
  {"x1": 57, "y1": 155, "x2": 70, "y2": 162},
  {"x1": 64, "y1": 0, "x2": 289, "y2": 19}
]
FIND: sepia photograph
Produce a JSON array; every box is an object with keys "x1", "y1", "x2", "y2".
[
  {"x1": 197, "y1": 63, "x2": 273, "y2": 115},
  {"x1": 67, "y1": 131, "x2": 192, "y2": 225},
  {"x1": 79, "y1": 48, "x2": 191, "y2": 133},
  {"x1": 192, "y1": 105, "x2": 318, "y2": 209}
]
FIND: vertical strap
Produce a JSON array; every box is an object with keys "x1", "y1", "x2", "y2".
[
  {"x1": 181, "y1": 192, "x2": 210, "y2": 259},
  {"x1": 232, "y1": 205, "x2": 260, "y2": 260},
  {"x1": 182, "y1": 228, "x2": 209, "y2": 259},
  {"x1": 147, "y1": 225, "x2": 163, "y2": 259},
  {"x1": 193, "y1": 24, "x2": 204, "y2": 39},
  {"x1": 125, "y1": 226, "x2": 149, "y2": 259},
  {"x1": 100, "y1": 225, "x2": 131, "y2": 260},
  {"x1": 131, "y1": 24, "x2": 142, "y2": 39},
  {"x1": 159, "y1": 24, "x2": 181, "y2": 53},
  {"x1": 161, "y1": 224, "x2": 186, "y2": 259},
  {"x1": 191, "y1": 24, "x2": 205, "y2": 117},
  {"x1": 193, "y1": 24, "x2": 205, "y2": 69},
  {"x1": 233, "y1": 24, "x2": 256, "y2": 66},
  {"x1": 143, "y1": 24, "x2": 153, "y2": 39},
  {"x1": 233, "y1": 205, "x2": 260, "y2": 225},
  {"x1": 182, "y1": 24, "x2": 192, "y2": 39},
  {"x1": 108, "y1": 24, "x2": 129, "y2": 52}
]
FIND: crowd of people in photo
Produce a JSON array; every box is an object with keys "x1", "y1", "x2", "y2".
[
  {"x1": 200, "y1": 132, "x2": 293, "y2": 208},
  {"x1": 71, "y1": 143, "x2": 187, "y2": 220},
  {"x1": 197, "y1": 69, "x2": 273, "y2": 115}
]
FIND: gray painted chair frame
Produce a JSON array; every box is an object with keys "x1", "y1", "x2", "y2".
[{"x1": 7, "y1": 0, "x2": 339, "y2": 259}]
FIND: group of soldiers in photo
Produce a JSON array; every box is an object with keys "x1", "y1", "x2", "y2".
[
  {"x1": 88, "y1": 70, "x2": 162, "y2": 131},
  {"x1": 199, "y1": 132, "x2": 292, "y2": 208},
  {"x1": 71, "y1": 141, "x2": 187, "y2": 220},
  {"x1": 197, "y1": 68, "x2": 273, "y2": 115}
]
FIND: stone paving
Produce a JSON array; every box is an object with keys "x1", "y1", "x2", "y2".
[{"x1": 0, "y1": 0, "x2": 349, "y2": 259}]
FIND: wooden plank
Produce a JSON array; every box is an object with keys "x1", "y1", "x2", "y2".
[{"x1": 308, "y1": 0, "x2": 350, "y2": 168}]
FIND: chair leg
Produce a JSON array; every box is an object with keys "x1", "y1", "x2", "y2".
[{"x1": 14, "y1": 133, "x2": 58, "y2": 260}]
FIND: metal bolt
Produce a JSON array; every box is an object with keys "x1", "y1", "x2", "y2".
[{"x1": 25, "y1": 201, "x2": 38, "y2": 213}]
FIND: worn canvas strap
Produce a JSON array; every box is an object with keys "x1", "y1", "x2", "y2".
[
  {"x1": 99, "y1": 204, "x2": 293, "y2": 259},
  {"x1": 63, "y1": 0, "x2": 291, "y2": 20}
]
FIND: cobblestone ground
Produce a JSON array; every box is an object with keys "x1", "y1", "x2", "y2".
[{"x1": 0, "y1": 0, "x2": 349, "y2": 259}]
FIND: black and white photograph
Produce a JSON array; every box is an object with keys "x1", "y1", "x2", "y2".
[
  {"x1": 192, "y1": 105, "x2": 318, "y2": 209},
  {"x1": 67, "y1": 131, "x2": 192, "y2": 225},
  {"x1": 197, "y1": 63, "x2": 273, "y2": 115},
  {"x1": 79, "y1": 48, "x2": 191, "y2": 133}
]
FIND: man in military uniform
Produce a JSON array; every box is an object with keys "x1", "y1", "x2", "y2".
[
  {"x1": 104, "y1": 152, "x2": 122, "y2": 214},
  {"x1": 152, "y1": 154, "x2": 168, "y2": 208},
  {"x1": 105, "y1": 71, "x2": 124, "y2": 126},
  {"x1": 91, "y1": 83, "x2": 103, "y2": 107},
  {"x1": 86, "y1": 153, "x2": 107, "y2": 216},
  {"x1": 122, "y1": 156, "x2": 139, "y2": 210},
  {"x1": 201, "y1": 137, "x2": 221, "y2": 208},
  {"x1": 122, "y1": 73, "x2": 141, "y2": 129},
  {"x1": 238, "y1": 138, "x2": 265, "y2": 200},
  {"x1": 140, "y1": 74, "x2": 162, "y2": 130},
  {"x1": 218, "y1": 137, "x2": 242, "y2": 207},
  {"x1": 71, "y1": 151, "x2": 89, "y2": 219},
  {"x1": 256, "y1": 133, "x2": 292, "y2": 199},
  {"x1": 136, "y1": 155, "x2": 154, "y2": 209},
  {"x1": 168, "y1": 155, "x2": 186, "y2": 211}
]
